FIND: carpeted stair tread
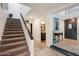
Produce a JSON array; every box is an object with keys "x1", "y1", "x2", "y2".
[
  {"x1": 3, "y1": 46, "x2": 28, "y2": 56},
  {"x1": 2, "y1": 34, "x2": 24, "y2": 39},
  {"x1": 0, "y1": 18, "x2": 30, "y2": 56},
  {"x1": 1, "y1": 37, "x2": 25, "y2": 44},
  {"x1": 17, "y1": 50, "x2": 30, "y2": 56},
  {"x1": 3, "y1": 31, "x2": 23, "y2": 35},
  {"x1": 1, "y1": 41, "x2": 26, "y2": 47}
]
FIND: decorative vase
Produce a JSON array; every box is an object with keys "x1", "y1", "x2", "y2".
[{"x1": 9, "y1": 13, "x2": 13, "y2": 18}]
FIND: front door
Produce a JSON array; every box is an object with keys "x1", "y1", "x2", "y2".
[{"x1": 64, "y1": 18, "x2": 77, "y2": 40}]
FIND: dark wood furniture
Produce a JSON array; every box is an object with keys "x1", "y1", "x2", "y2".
[
  {"x1": 54, "y1": 32, "x2": 63, "y2": 42},
  {"x1": 41, "y1": 32, "x2": 46, "y2": 41}
]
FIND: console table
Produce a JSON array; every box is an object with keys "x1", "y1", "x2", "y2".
[{"x1": 54, "y1": 32, "x2": 63, "y2": 42}]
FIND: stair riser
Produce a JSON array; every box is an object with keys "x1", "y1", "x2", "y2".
[
  {"x1": 0, "y1": 53, "x2": 10, "y2": 56},
  {"x1": 2, "y1": 35, "x2": 24, "y2": 39},
  {"x1": 7, "y1": 21, "x2": 20, "y2": 23},
  {"x1": 5, "y1": 25, "x2": 21, "y2": 27},
  {"x1": 5, "y1": 26, "x2": 22, "y2": 28},
  {"x1": 6, "y1": 23, "x2": 21, "y2": 25},
  {"x1": 7, "y1": 23, "x2": 21, "y2": 24},
  {"x1": 6, "y1": 22, "x2": 20, "y2": 24},
  {"x1": 4, "y1": 28, "x2": 22, "y2": 30},
  {"x1": 7, "y1": 20, "x2": 20, "y2": 21},
  {"x1": 6, "y1": 23, "x2": 21, "y2": 26},
  {"x1": 10, "y1": 47, "x2": 29, "y2": 56},
  {"x1": 7, "y1": 20, "x2": 20, "y2": 22},
  {"x1": 5, "y1": 27, "x2": 22, "y2": 29},
  {"x1": 6, "y1": 23, "x2": 20, "y2": 24},
  {"x1": 5, "y1": 26, "x2": 21, "y2": 28},
  {"x1": 17, "y1": 52, "x2": 30, "y2": 56},
  {"x1": 0, "y1": 42, "x2": 27, "y2": 51},
  {"x1": 4, "y1": 29, "x2": 22, "y2": 31},
  {"x1": 1, "y1": 38, "x2": 25, "y2": 44},
  {"x1": 3, "y1": 32, "x2": 23, "y2": 35}
]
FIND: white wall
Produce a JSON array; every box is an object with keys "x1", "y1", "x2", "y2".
[
  {"x1": 20, "y1": 17, "x2": 34, "y2": 55},
  {"x1": 59, "y1": 19, "x2": 64, "y2": 38},
  {"x1": 0, "y1": 6, "x2": 8, "y2": 41},
  {"x1": 8, "y1": 3, "x2": 20, "y2": 18},
  {"x1": 45, "y1": 11, "x2": 79, "y2": 47},
  {"x1": 8, "y1": 3, "x2": 31, "y2": 19},
  {"x1": 33, "y1": 18, "x2": 41, "y2": 41},
  {"x1": 60, "y1": 12, "x2": 79, "y2": 40},
  {"x1": 46, "y1": 14, "x2": 53, "y2": 47},
  {"x1": 20, "y1": 4, "x2": 31, "y2": 19}
]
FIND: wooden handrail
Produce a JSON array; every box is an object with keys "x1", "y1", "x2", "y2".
[{"x1": 20, "y1": 13, "x2": 33, "y2": 40}]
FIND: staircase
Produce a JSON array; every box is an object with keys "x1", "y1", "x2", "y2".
[{"x1": 0, "y1": 18, "x2": 30, "y2": 56}]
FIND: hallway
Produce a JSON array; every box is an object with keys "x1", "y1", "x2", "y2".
[{"x1": 34, "y1": 40, "x2": 65, "y2": 56}]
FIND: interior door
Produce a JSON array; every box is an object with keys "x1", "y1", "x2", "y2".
[{"x1": 64, "y1": 18, "x2": 77, "y2": 40}]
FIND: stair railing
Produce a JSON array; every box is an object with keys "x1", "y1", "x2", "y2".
[{"x1": 20, "y1": 13, "x2": 33, "y2": 40}]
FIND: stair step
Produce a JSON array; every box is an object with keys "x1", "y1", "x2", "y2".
[
  {"x1": 7, "y1": 21, "x2": 20, "y2": 23},
  {"x1": 0, "y1": 41, "x2": 27, "y2": 51},
  {"x1": 5, "y1": 25, "x2": 21, "y2": 27},
  {"x1": 6, "y1": 22, "x2": 20, "y2": 24},
  {"x1": 0, "y1": 52, "x2": 10, "y2": 56},
  {"x1": 3, "y1": 31, "x2": 23, "y2": 35},
  {"x1": 5, "y1": 27, "x2": 22, "y2": 29},
  {"x1": 3, "y1": 46, "x2": 29, "y2": 56},
  {"x1": 1, "y1": 37, "x2": 25, "y2": 44},
  {"x1": 17, "y1": 50, "x2": 30, "y2": 56},
  {"x1": 5, "y1": 28, "x2": 22, "y2": 30},
  {"x1": 6, "y1": 22, "x2": 21, "y2": 25},
  {"x1": 2, "y1": 34, "x2": 24, "y2": 39},
  {"x1": 7, "y1": 20, "x2": 20, "y2": 22},
  {"x1": 0, "y1": 18, "x2": 30, "y2": 56},
  {"x1": 4, "y1": 28, "x2": 22, "y2": 31},
  {"x1": 6, "y1": 21, "x2": 20, "y2": 23},
  {"x1": 5, "y1": 26, "x2": 22, "y2": 28}
]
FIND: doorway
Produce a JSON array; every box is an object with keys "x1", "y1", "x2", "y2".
[
  {"x1": 40, "y1": 20, "x2": 46, "y2": 42},
  {"x1": 64, "y1": 18, "x2": 77, "y2": 40}
]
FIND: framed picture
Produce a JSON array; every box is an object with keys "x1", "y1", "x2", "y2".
[
  {"x1": 53, "y1": 17, "x2": 59, "y2": 31},
  {"x1": 41, "y1": 24, "x2": 45, "y2": 31},
  {"x1": 68, "y1": 24, "x2": 72, "y2": 29}
]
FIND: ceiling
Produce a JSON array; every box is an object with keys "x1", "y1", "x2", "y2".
[{"x1": 21, "y1": 3, "x2": 78, "y2": 17}]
